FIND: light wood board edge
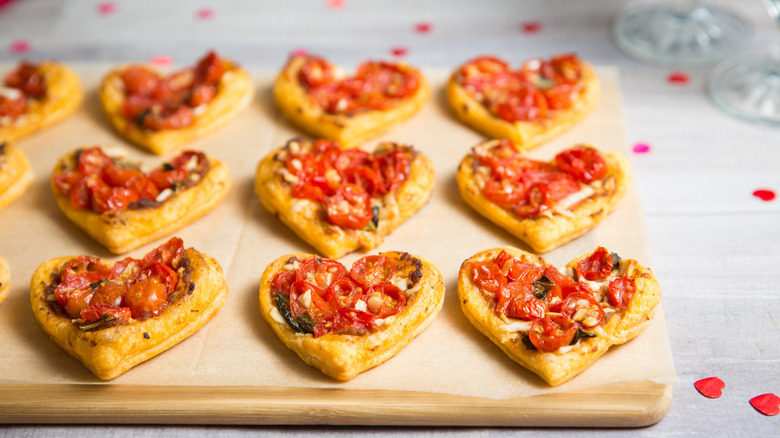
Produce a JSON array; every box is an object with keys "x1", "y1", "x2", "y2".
[{"x1": 0, "y1": 380, "x2": 671, "y2": 427}]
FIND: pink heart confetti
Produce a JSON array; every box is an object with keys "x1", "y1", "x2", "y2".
[
  {"x1": 9, "y1": 39, "x2": 30, "y2": 54},
  {"x1": 97, "y1": 2, "x2": 116, "y2": 15},
  {"x1": 0, "y1": 0, "x2": 16, "y2": 11},
  {"x1": 694, "y1": 377, "x2": 725, "y2": 399},
  {"x1": 196, "y1": 8, "x2": 214, "y2": 20},
  {"x1": 390, "y1": 47, "x2": 408, "y2": 57},
  {"x1": 753, "y1": 189, "x2": 776, "y2": 202},
  {"x1": 291, "y1": 48, "x2": 309, "y2": 57},
  {"x1": 327, "y1": 0, "x2": 345, "y2": 9},
  {"x1": 667, "y1": 71, "x2": 690, "y2": 85},
  {"x1": 149, "y1": 55, "x2": 173, "y2": 68},
  {"x1": 632, "y1": 143, "x2": 651, "y2": 154},
  {"x1": 520, "y1": 21, "x2": 542, "y2": 34},
  {"x1": 750, "y1": 393, "x2": 780, "y2": 416},
  {"x1": 414, "y1": 22, "x2": 432, "y2": 34}
]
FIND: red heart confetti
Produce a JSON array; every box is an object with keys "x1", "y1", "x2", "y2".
[
  {"x1": 750, "y1": 393, "x2": 780, "y2": 416},
  {"x1": 97, "y1": 2, "x2": 116, "y2": 15},
  {"x1": 520, "y1": 21, "x2": 542, "y2": 34},
  {"x1": 632, "y1": 143, "x2": 651, "y2": 154},
  {"x1": 0, "y1": 0, "x2": 15, "y2": 11},
  {"x1": 196, "y1": 8, "x2": 214, "y2": 20},
  {"x1": 327, "y1": 0, "x2": 345, "y2": 9},
  {"x1": 9, "y1": 39, "x2": 30, "y2": 54},
  {"x1": 753, "y1": 189, "x2": 776, "y2": 201},
  {"x1": 149, "y1": 55, "x2": 173, "y2": 68},
  {"x1": 291, "y1": 48, "x2": 309, "y2": 57},
  {"x1": 390, "y1": 47, "x2": 409, "y2": 57},
  {"x1": 415, "y1": 22, "x2": 432, "y2": 34},
  {"x1": 694, "y1": 377, "x2": 725, "y2": 399},
  {"x1": 667, "y1": 71, "x2": 690, "y2": 85}
]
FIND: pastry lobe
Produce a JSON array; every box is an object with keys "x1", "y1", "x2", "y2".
[
  {"x1": 447, "y1": 54, "x2": 599, "y2": 150},
  {"x1": 0, "y1": 60, "x2": 83, "y2": 142},
  {"x1": 0, "y1": 141, "x2": 33, "y2": 210},
  {"x1": 51, "y1": 146, "x2": 231, "y2": 254},
  {"x1": 458, "y1": 246, "x2": 661, "y2": 386},
  {"x1": 0, "y1": 255, "x2": 9, "y2": 304},
  {"x1": 274, "y1": 55, "x2": 430, "y2": 148},
  {"x1": 99, "y1": 51, "x2": 253, "y2": 154},
  {"x1": 259, "y1": 251, "x2": 444, "y2": 380},
  {"x1": 30, "y1": 238, "x2": 229, "y2": 380},
  {"x1": 457, "y1": 139, "x2": 631, "y2": 253},
  {"x1": 255, "y1": 138, "x2": 434, "y2": 259}
]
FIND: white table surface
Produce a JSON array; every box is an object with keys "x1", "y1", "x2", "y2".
[{"x1": 1, "y1": 0, "x2": 778, "y2": 436}]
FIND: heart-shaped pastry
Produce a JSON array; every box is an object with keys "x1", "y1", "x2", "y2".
[
  {"x1": 30, "y1": 237, "x2": 229, "y2": 380},
  {"x1": 457, "y1": 140, "x2": 631, "y2": 253},
  {"x1": 99, "y1": 51, "x2": 253, "y2": 155},
  {"x1": 458, "y1": 246, "x2": 661, "y2": 386},
  {"x1": 259, "y1": 251, "x2": 444, "y2": 380},
  {"x1": 447, "y1": 54, "x2": 599, "y2": 150},
  {"x1": 0, "y1": 141, "x2": 33, "y2": 210},
  {"x1": 0, "y1": 60, "x2": 83, "y2": 142},
  {"x1": 274, "y1": 55, "x2": 430, "y2": 148},
  {"x1": 255, "y1": 138, "x2": 434, "y2": 259},
  {"x1": 51, "y1": 146, "x2": 231, "y2": 254},
  {"x1": 0, "y1": 255, "x2": 9, "y2": 304}
]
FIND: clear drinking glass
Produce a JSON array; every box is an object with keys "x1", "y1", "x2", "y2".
[
  {"x1": 708, "y1": 0, "x2": 780, "y2": 125},
  {"x1": 613, "y1": 0, "x2": 752, "y2": 65}
]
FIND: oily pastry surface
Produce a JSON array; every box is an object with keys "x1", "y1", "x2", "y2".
[
  {"x1": 258, "y1": 251, "x2": 445, "y2": 380},
  {"x1": 0, "y1": 255, "x2": 9, "y2": 304},
  {"x1": 255, "y1": 139, "x2": 435, "y2": 259},
  {"x1": 458, "y1": 246, "x2": 661, "y2": 386},
  {"x1": 0, "y1": 142, "x2": 34, "y2": 210},
  {"x1": 99, "y1": 59, "x2": 252, "y2": 155},
  {"x1": 456, "y1": 141, "x2": 631, "y2": 253},
  {"x1": 0, "y1": 61, "x2": 83, "y2": 143},
  {"x1": 30, "y1": 247, "x2": 228, "y2": 380},
  {"x1": 446, "y1": 61, "x2": 599, "y2": 151},
  {"x1": 51, "y1": 148, "x2": 231, "y2": 254},
  {"x1": 273, "y1": 55, "x2": 430, "y2": 148}
]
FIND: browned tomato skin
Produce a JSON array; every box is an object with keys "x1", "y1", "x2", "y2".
[{"x1": 0, "y1": 61, "x2": 46, "y2": 119}]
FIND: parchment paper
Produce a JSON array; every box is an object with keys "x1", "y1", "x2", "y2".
[{"x1": 0, "y1": 65, "x2": 677, "y2": 399}]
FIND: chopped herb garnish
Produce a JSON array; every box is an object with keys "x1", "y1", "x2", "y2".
[
  {"x1": 78, "y1": 313, "x2": 114, "y2": 331},
  {"x1": 610, "y1": 252, "x2": 622, "y2": 270},
  {"x1": 163, "y1": 163, "x2": 176, "y2": 171},
  {"x1": 533, "y1": 275, "x2": 554, "y2": 300},
  {"x1": 571, "y1": 328, "x2": 596, "y2": 345},
  {"x1": 89, "y1": 279, "x2": 109, "y2": 292},
  {"x1": 274, "y1": 292, "x2": 314, "y2": 334},
  {"x1": 521, "y1": 335, "x2": 536, "y2": 351}
]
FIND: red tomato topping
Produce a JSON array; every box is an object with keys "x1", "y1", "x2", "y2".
[
  {"x1": 561, "y1": 292, "x2": 605, "y2": 330},
  {"x1": 364, "y1": 282, "x2": 406, "y2": 318},
  {"x1": 555, "y1": 146, "x2": 607, "y2": 183},
  {"x1": 576, "y1": 246, "x2": 613, "y2": 281},
  {"x1": 470, "y1": 261, "x2": 507, "y2": 297},
  {"x1": 0, "y1": 94, "x2": 27, "y2": 118},
  {"x1": 296, "y1": 257, "x2": 346, "y2": 289},
  {"x1": 608, "y1": 276, "x2": 636, "y2": 309},
  {"x1": 125, "y1": 281, "x2": 168, "y2": 319},
  {"x1": 4, "y1": 61, "x2": 46, "y2": 98},
  {"x1": 528, "y1": 315, "x2": 577, "y2": 352},
  {"x1": 350, "y1": 255, "x2": 396, "y2": 287},
  {"x1": 81, "y1": 304, "x2": 132, "y2": 324},
  {"x1": 325, "y1": 184, "x2": 373, "y2": 229}
]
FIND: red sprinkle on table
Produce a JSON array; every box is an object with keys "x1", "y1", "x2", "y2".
[
  {"x1": 694, "y1": 377, "x2": 725, "y2": 399},
  {"x1": 149, "y1": 55, "x2": 173, "y2": 68},
  {"x1": 196, "y1": 8, "x2": 215, "y2": 20},
  {"x1": 390, "y1": 47, "x2": 409, "y2": 57},
  {"x1": 632, "y1": 143, "x2": 651, "y2": 154},
  {"x1": 521, "y1": 21, "x2": 542, "y2": 34},
  {"x1": 667, "y1": 71, "x2": 690, "y2": 85},
  {"x1": 9, "y1": 39, "x2": 30, "y2": 54},
  {"x1": 750, "y1": 393, "x2": 780, "y2": 416},
  {"x1": 753, "y1": 189, "x2": 776, "y2": 202},
  {"x1": 327, "y1": 0, "x2": 345, "y2": 9},
  {"x1": 415, "y1": 22, "x2": 432, "y2": 34},
  {"x1": 97, "y1": 2, "x2": 116, "y2": 15}
]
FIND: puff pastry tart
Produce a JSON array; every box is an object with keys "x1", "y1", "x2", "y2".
[
  {"x1": 457, "y1": 140, "x2": 630, "y2": 253},
  {"x1": 255, "y1": 138, "x2": 434, "y2": 259},
  {"x1": 0, "y1": 255, "x2": 9, "y2": 304},
  {"x1": 458, "y1": 246, "x2": 661, "y2": 386},
  {"x1": 0, "y1": 60, "x2": 83, "y2": 142},
  {"x1": 99, "y1": 51, "x2": 253, "y2": 154},
  {"x1": 274, "y1": 55, "x2": 430, "y2": 148},
  {"x1": 259, "y1": 251, "x2": 444, "y2": 380},
  {"x1": 51, "y1": 146, "x2": 230, "y2": 254},
  {"x1": 447, "y1": 54, "x2": 599, "y2": 150},
  {"x1": 0, "y1": 141, "x2": 34, "y2": 210},
  {"x1": 30, "y1": 237, "x2": 228, "y2": 380}
]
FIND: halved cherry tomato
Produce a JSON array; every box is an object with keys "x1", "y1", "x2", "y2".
[
  {"x1": 0, "y1": 94, "x2": 26, "y2": 118},
  {"x1": 124, "y1": 280, "x2": 168, "y2": 319},
  {"x1": 77, "y1": 148, "x2": 112, "y2": 175},
  {"x1": 188, "y1": 83, "x2": 216, "y2": 107},
  {"x1": 312, "y1": 307, "x2": 376, "y2": 337},
  {"x1": 121, "y1": 66, "x2": 159, "y2": 96},
  {"x1": 298, "y1": 57, "x2": 334, "y2": 89},
  {"x1": 506, "y1": 296, "x2": 548, "y2": 321},
  {"x1": 296, "y1": 257, "x2": 346, "y2": 289},
  {"x1": 561, "y1": 292, "x2": 605, "y2": 329},
  {"x1": 528, "y1": 314, "x2": 577, "y2": 352},
  {"x1": 89, "y1": 280, "x2": 127, "y2": 307},
  {"x1": 271, "y1": 270, "x2": 297, "y2": 294},
  {"x1": 483, "y1": 177, "x2": 522, "y2": 207},
  {"x1": 324, "y1": 277, "x2": 363, "y2": 309},
  {"x1": 576, "y1": 246, "x2": 613, "y2": 281},
  {"x1": 90, "y1": 184, "x2": 139, "y2": 214},
  {"x1": 555, "y1": 146, "x2": 607, "y2": 183},
  {"x1": 4, "y1": 61, "x2": 46, "y2": 98},
  {"x1": 130, "y1": 261, "x2": 179, "y2": 297},
  {"x1": 470, "y1": 261, "x2": 507, "y2": 297},
  {"x1": 194, "y1": 51, "x2": 225, "y2": 84},
  {"x1": 350, "y1": 255, "x2": 396, "y2": 287},
  {"x1": 494, "y1": 251, "x2": 543, "y2": 283},
  {"x1": 325, "y1": 184, "x2": 373, "y2": 229},
  {"x1": 492, "y1": 85, "x2": 548, "y2": 122},
  {"x1": 141, "y1": 104, "x2": 193, "y2": 130},
  {"x1": 80, "y1": 304, "x2": 132, "y2": 324},
  {"x1": 363, "y1": 282, "x2": 406, "y2": 318},
  {"x1": 140, "y1": 237, "x2": 184, "y2": 269},
  {"x1": 608, "y1": 276, "x2": 636, "y2": 309}
]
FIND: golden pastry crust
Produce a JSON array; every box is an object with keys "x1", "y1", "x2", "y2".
[
  {"x1": 50, "y1": 147, "x2": 231, "y2": 254},
  {"x1": 456, "y1": 141, "x2": 631, "y2": 253},
  {"x1": 255, "y1": 139, "x2": 435, "y2": 259},
  {"x1": 273, "y1": 55, "x2": 430, "y2": 148},
  {"x1": 0, "y1": 142, "x2": 34, "y2": 210},
  {"x1": 98, "y1": 58, "x2": 253, "y2": 155},
  {"x1": 258, "y1": 251, "x2": 445, "y2": 380},
  {"x1": 446, "y1": 61, "x2": 599, "y2": 150},
  {"x1": 0, "y1": 61, "x2": 83, "y2": 142},
  {"x1": 30, "y1": 247, "x2": 229, "y2": 380},
  {"x1": 458, "y1": 246, "x2": 661, "y2": 386},
  {"x1": 0, "y1": 255, "x2": 9, "y2": 304}
]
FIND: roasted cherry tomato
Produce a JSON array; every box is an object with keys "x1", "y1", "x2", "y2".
[
  {"x1": 271, "y1": 270, "x2": 297, "y2": 294},
  {"x1": 528, "y1": 314, "x2": 577, "y2": 352},
  {"x1": 298, "y1": 57, "x2": 334, "y2": 89},
  {"x1": 324, "y1": 277, "x2": 363, "y2": 310},
  {"x1": 363, "y1": 282, "x2": 406, "y2": 318},
  {"x1": 555, "y1": 146, "x2": 607, "y2": 183},
  {"x1": 89, "y1": 280, "x2": 127, "y2": 307},
  {"x1": 0, "y1": 94, "x2": 26, "y2": 118},
  {"x1": 470, "y1": 261, "x2": 507, "y2": 297},
  {"x1": 194, "y1": 51, "x2": 225, "y2": 84},
  {"x1": 90, "y1": 184, "x2": 140, "y2": 214},
  {"x1": 350, "y1": 255, "x2": 396, "y2": 287},
  {"x1": 288, "y1": 280, "x2": 329, "y2": 320},
  {"x1": 561, "y1": 292, "x2": 605, "y2": 330},
  {"x1": 121, "y1": 66, "x2": 160, "y2": 96},
  {"x1": 313, "y1": 307, "x2": 376, "y2": 337},
  {"x1": 4, "y1": 61, "x2": 46, "y2": 98},
  {"x1": 141, "y1": 237, "x2": 184, "y2": 269},
  {"x1": 80, "y1": 304, "x2": 132, "y2": 324},
  {"x1": 296, "y1": 257, "x2": 346, "y2": 289},
  {"x1": 608, "y1": 276, "x2": 636, "y2": 309},
  {"x1": 124, "y1": 280, "x2": 168, "y2": 319},
  {"x1": 325, "y1": 184, "x2": 373, "y2": 229},
  {"x1": 576, "y1": 246, "x2": 613, "y2": 281},
  {"x1": 506, "y1": 295, "x2": 548, "y2": 321}
]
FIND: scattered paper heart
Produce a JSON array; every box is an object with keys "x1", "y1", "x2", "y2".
[
  {"x1": 0, "y1": 0, "x2": 15, "y2": 11},
  {"x1": 415, "y1": 22, "x2": 432, "y2": 34},
  {"x1": 632, "y1": 143, "x2": 651, "y2": 154},
  {"x1": 291, "y1": 48, "x2": 309, "y2": 57},
  {"x1": 196, "y1": 8, "x2": 214, "y2": 20},
  {"x1": 520, "y1": 21, "x2": 542, "y2": 34},
  {"x1": 97, "y1": 2, "x2": 116, "y2": 15},
  {"x1": 750, "y1": 393, "x2": 780, "y2": 416},
  {"x1": 8, "y1": 39, "x2": 30, "y2": 54},
  {"x1": 667, "y1": 71, "x2": 690, "y2": 85},
  {"x1": 694, "y1": 377, "x2": 725, "y2": 399},
  {"x1": 752, "y1": 189, "x2": 776, "y2": 202},
  {"x1": 327, "y1": 0, "x2": 345, "y2": 9},
  {"x1": 149, "y1": 55, "x2": 173, "y2": 68},
  {"x1": 390, "y1": 47, "x2": 409, "y2": 57}
]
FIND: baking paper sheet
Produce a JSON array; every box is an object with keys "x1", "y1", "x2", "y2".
[{"x1": 0, "y1": 65, "x2": 677, "y2": 398}]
